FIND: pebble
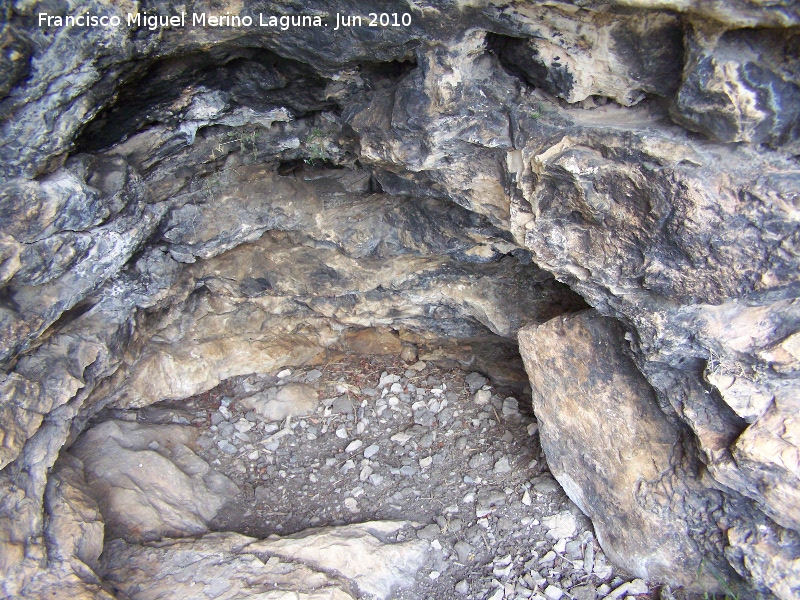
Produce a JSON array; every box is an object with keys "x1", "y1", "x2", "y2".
[
  {"x1": 304, "y1": 369, "x2": 322, "y2": 382},
  {"x1": 363, "y1": 443, "x2": 380, "y2": 458},
  {"x1": 608, "y1": 579, "x2": 648, "y2": 599},
  {"x1": 217, "y1": 440, "x2": 237, "y2": 455},
  {"x1": 390, "y1": 432, "x2": 412, "y2": 445},
  {"x1": 494, "y1": 457, "x2": 511, "y2": 474},
  {"x1": 473, "y1": 389, "x2": 491, "y2": 405},
  {"x1": 417, "y1": 524, "x2": 440, "y2": 540},
  {"x1": 343, "y1": 498, "x2": 358, "y2": 512},
  {"x1": 502, "y1": 397, "x2": 519, "y2": 417},
  {"x1": 465, "y1": 372, "x2": 487, "y2": 394},
  {"x1": 487, "y1": 588, "x2": 504, "y2": 600},
  {"x1": 544, "y1": 584, "x2": 564, "y2": 600},
  {"x1": 345, "y1": 440, "x2": 363, "y2": 453},
  {"x1": 400, "y1": 346, "x2": 418, "y2": 362},
  {"x1": 542, "y1": 511, "x2": 579, "y2": 540},
  {"x1": 455, "y1": 580, "x2": 470, "y2": 594},
  {"x1": 276, "y1": 369, "x2": 292, "y2": 378},
  {"x1": 234, "y1": 418, "x2": 253, "y2": 433}
]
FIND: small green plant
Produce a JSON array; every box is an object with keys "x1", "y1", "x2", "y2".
[
  {"x1": 209, "y1": 129, "x2": 259, "y2": 161},
  {"x1": 705, "y1": 349, "x2": 768, "y2": 384},
  {"x1": 304, "y1": 127, "x2": 329, "y2": 163},
  {"x1": 697, "y1": 558, "x2": 740, "y2": 600}
]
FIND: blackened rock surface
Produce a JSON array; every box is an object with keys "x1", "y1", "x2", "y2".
[
  {"x1": 0, "y1": 0, "x2": 798, "y2": 597},
  {"x1": 672, "y1": 25, "x2": 800, "y2": 149}
]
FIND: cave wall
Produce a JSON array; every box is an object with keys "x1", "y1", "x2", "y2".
[{"x1": 0, "y1": 0, "x2": 799, "y2": 598}]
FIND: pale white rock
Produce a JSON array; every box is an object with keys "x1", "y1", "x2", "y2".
[
  {"x1": 253, "y1": 521, "x2": 429, "y2": 599},
  {"x1": 390, "y1": 433, "x2": 412, "y2": 445},
  {"x1": 234, "y1": 418, "x2": 253, "y2": 433},
  {"x1": 346, "y1": 440, "x2": 363, "y2": 453},
  {"x1": 69, "y1": 420, "x2": 238, "y2": 543},
  {"x1": 544, "y1": 584, "x2": 564, "y2": 600},
  {"x1": 473, "y1": 389, "x2": 491, "y2": 405},
  {"x1": 240, "y1": 384, "x2": 319, "y2": 421},
  {"x1": 542, "y1": 511, "x2": 579, "y2": 540}
]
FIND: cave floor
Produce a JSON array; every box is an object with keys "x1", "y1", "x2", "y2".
[{"x1": 110, "y1": 352, "x2": 670, "y2": 600}]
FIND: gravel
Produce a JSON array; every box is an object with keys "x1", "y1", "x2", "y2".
[{"x1": 133, "y1": 352, "x2": 668, "y2": 599}]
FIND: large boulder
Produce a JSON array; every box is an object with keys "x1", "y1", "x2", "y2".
[{"x1": 518, "y1": 310, "x2": 731, "y2": 591}]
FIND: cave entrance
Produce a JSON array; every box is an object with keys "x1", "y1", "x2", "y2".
[{"x1": 49, "y1": 40, "x2": 647, "y2": 599}]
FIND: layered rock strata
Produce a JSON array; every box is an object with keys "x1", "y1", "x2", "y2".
[{"x1": 0, "y1": 0, "x2": 798, "y2": 597}]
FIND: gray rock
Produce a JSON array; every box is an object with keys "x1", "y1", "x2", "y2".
[
  {"x1": 465, "y1": 372, "x2": 488, "y2": 394},
  {"x1": 240, "y1": 384, "x2": 319, "y2": 421},
  {"x1": 100, "y1": 522, "x2": 428, "y2": 600},
  {"x1": 68, "y1": 420, "x2": 238, "y2": 543}
]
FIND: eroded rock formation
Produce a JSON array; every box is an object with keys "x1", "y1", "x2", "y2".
[{"x1": 0, "y1": 0, "x2": 798, "y2": 598}]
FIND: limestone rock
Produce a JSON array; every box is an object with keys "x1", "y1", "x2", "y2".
[
  {"x1": 518, "y1": 310, "x2": 729, "y2": 590},
  {"x1": 489, "y1": 9, "x2": 683, "y2": 106},
  {"x1": 240, "y1": 383, "x2": 319, "y2": 421},
  {"x1": 69, "y1": 420, "x2": 239, "y2": 542},
  {"x1": 100, "y1": 522, "x2": 428, "y2": 600},
  {"x1": 672, "y1": 25, "x2": 800, "y2": 148},
  {"x1": 0, "y1": 0, "x2": 798, "y2": 596},
  {"x1": 250, "y1": 521, "x2": 429, "y2": 600}
]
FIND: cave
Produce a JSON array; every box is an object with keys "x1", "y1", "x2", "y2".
[{"x1": 1, "y1": 2, "x2": 799, "y2": 600}]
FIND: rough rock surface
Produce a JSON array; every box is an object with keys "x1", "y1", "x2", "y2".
[
  {"x1": 0, "y1": 0, "x2": 798, "y2": 597},
  {"x1": 69, "y1": 420, "x2": 239, "y2": 542},
  {"x1": 101, "y1": 522, "x2": 428, "y2": 600},
  {"x1": 518, "y1": 311, "x2": 728, "y2": 591}
]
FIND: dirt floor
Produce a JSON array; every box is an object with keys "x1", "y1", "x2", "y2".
[{"x1": 131, "y1": 352, "x2": 681, "y2": 600}]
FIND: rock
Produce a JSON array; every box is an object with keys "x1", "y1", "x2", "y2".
[
  {"x1": 100, "y1": 522, "x2": 426, "y2": 600},
  {"x1": 473, "y1": 389, "x2": 491, "y2": 406},
  {"x1": 344, "y1": 328, "x2": 403, "y2": 355},
  {"x1": 465, "y1": 372, "x2": 488, "y2": 394},
  {"x1": 0, "y1": 1, "x2": 798, "y2": 596},
  {"x1": 454, "y1": 541, "x2": 475, "y2": 564},
  {"x1": 501, "y1": 397, "x2": 519, "y2": 417},
  {"x1": 493, "y1": 457, "x2": 512, "y2": 474},
  {"x1": 608, "y1": 579, "x2": 648, "y2": 599},
  {"x1": 345, "y1": 440, "x2": 363, "y2": 453},
  {"x1": 571, "y1": 583, "x2": 597, "y2": 600},
  {"x1": 400, "y1": 346, "x2": 418, "y2": 362},
  {"x1": 519, "y1": 311, "x2": 727, "y2": 589},
  {"x1": 541, "y1": 512, "x2": 578, "y2": 541},
  {"x1": 363, "y1": 444, "x2": 380, "y2": 459},
  {"x1": 544, "y1": 585, "x2": 564, "y2": 600},
  {"x1": 672, "y1": 25, "x2": 800, "y2": 149},
  {"x1": 253, "y1": 521, "x2": 428, "y2": 600},
  {"x1": 455, "y1": 579, "x2": 470, "y2": 594},
  {"x1": 240, "y1": 383, "x2": 319, "y2": 421},
  {"x1": 68, "y1": 420, "x2": 239, "y2": 543}
]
